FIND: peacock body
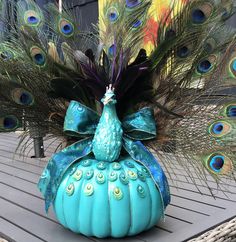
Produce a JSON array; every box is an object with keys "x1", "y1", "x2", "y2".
[
  {"x1": 0, "y1": 0, "x2": 235, "y2": 238},
  {"x1": 92, "y1": 87, "x2": 123, "y2": 162}
]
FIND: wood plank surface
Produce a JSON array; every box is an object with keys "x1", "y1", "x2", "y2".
[{"x1": 0, "y1": 133, "x2": 236, "y2": 242}]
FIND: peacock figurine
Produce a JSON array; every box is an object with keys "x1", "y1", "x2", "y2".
[{"x1": 0, "y1": 0, "x2": 235, "y2": 238}]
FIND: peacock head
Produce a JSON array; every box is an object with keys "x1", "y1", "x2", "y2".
[{"x1": 102, "y1": 84, "x2": 117, "y2": 105}]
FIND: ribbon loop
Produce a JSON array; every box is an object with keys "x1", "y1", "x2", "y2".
[
  {"x1": 122, "y1": 108, "x2": 156, "y2": 140},
  {"x1": 63, "y1": 101, "x2": 100, "y2": 137}
]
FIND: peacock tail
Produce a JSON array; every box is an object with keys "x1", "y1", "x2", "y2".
[{"x1": 0, "y1": 0, "x2": 235, "y2": 203}]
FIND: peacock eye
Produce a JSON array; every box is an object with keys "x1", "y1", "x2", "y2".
[
  {"x1": 191, "y1": 3, "x2": 213, "y2": 25},
  {"x1": 205, "y1": 153, "x2": 233, "y2": 175},
  {"x1": 59, "y1": 19, "x2": 74, "y2": 36},
  {"x1": 107, "y1": 7, "x2": 119, "y2": 22},
  {"x1": 30, "y1": 46, "x2": 46, "y2": 66},
  {"x1": 192, "y1": 9, "x2": 206, "y2": 24},
  {"x1": 197, "y1": 60, "x2": 212, "y2": 73},
  {"x1": 177, "y1": 46, "x2": 190, "y2": 58},
  {"x1": 209, "y1": 121, "x2": 231, "y2": 137},
  {"x1": 165, "y1": 29, "x2": 176, "y2": 40},
  {"x1": 212, "y1": 122, "x2": 223, "y2": 134},
  {"x1": 209, "y1": 155, "x2": 224, "y2": 172},
  {"x1": 0, "y1": 115, "x2": 19, "y2": 130},
  {"x1": 27, "y1": 15, "x2": 39, "y2": 25},
  {"x1": 229, "y1": 58, "x2": 236, "y2": 78},
  {"x1": 126, "y1": 0, "x2": 142, "y2": 8},
  {"x1": 35, "y1": 54, "x2": 44, "y2": 64},
  {"x1": 132, "y1": 19, "x2": 142, "y2": 29},
  {"x1": 24, "y1": 10, "x2": 41, "y2": 26},
  {"x1": 11, "y1": 88, "x2": 34, "y2": 106},
  {"x1": 227, "y1": 105, "x2": 236, "y2": 117},
  {"x1": 108, "y1": 44, "x2": 116, "y2": 56}
]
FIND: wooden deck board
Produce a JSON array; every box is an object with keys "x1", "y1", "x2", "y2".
[{"x1": 0, "y1": 133, "x2": 236, "y2": 242}]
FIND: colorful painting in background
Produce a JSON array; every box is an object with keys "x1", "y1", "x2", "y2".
[{"x1": 99, "y1": 0, "x2": 188, "y2": 54}]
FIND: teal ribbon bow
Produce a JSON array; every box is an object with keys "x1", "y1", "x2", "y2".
[{"x1": 38, "y1": 101, "x2": 170, "y2": 212}]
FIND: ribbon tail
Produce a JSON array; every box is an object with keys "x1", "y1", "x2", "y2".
[
  {"x1": 38, "y1": 137, "x2": 93, "y2": 212},
  {"x1": 123, "y1": 137, "x2": 170, "y2": 209}
]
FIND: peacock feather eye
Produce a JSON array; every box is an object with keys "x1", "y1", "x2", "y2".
[
  {"x1": 191, "y1": 9, "x2": 206, "y2": 24},
  {"x1": 107, "y1": 7, "x2": 119, "y2": 22},
  {"x1": 227, "y1": 105, "x2": 236, "y2": 117},
  {"x1": 126, "y1": 0, "x2": 142, "y2": 9},
  {"x1": 204, "y1": 38, "x2": 216, "y2": 53},
  {"x1": 209, "y1": 121, "x2": 231, "y2": 137},
  {"x1": 229, "y1": 58, "x2": 236, "y2": 78},
  {"x1": 132, "y1": 19, "x2": 142, "y2": 29},
  {"x1": 197, "y1": 60, "x2": 212, "y2": 73},
  {"x1": 59, "y1": 18, "x2": 74, "y2": 37},
  {"x1": 0, "y1": 115, "x2": 19, "y2": 131},
  {"x1": 196, "y1": 55, "x2": 217, "y2": 75},
  {"x1": 24, "y1": 10, "x2": 41, "y2": 26},
  {"x1": 11, "y1": 88, "x2": 34, "y2": 106},
  {"x1": 177, "y1": 46, "x2": 190, "y2": 58},
  {"x1": 165, "y1": 29, "x2": 176, "y2": 40},
  {"x1": 209, "y1": 155, "x2": 224, "y2": 172},
  {"x1": 205, "y1": 154, "x2": 233, "y2": 175},
  {"x1": 191, "y1": 3, "x2": 213, "y2": 24},
  {"x1": 30, "y1": 46, "x2": 46, "y2": 66},
  {"x1": 220, "y1": 103, "x2": 236, "y2": 117},
  {"x1": 108, "y1": 44, "x2": 116, "y2": 56}
]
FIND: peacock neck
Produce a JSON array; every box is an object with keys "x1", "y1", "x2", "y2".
[
  {"x1": 92, "y1": 101, "x2": 123, "y2": 162},
  {"x1": 102, "y1": 103, "x2": 118, "y2": 119}
]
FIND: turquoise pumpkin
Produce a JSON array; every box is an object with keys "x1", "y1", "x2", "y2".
[{"x1": 54, "y1": 156, "x2": 164, "y2": 238}]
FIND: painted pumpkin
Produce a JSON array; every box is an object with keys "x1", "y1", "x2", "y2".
[{"x1": 54, "y1": 156, "x2": 164, "y2": 238}]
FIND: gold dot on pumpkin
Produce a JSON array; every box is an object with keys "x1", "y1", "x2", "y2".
[
  {"x1": 128, "y1": 170, "x2": 137, "y2": 180},
  {"x1": 113, "y1": 187, "x2": 123, "y2": 200},
  {"x1": 66, "y1": 183, "x2": 75, "y2": 196},
  {"x1": 84, "y1": 183, "x2": 94, "y2": 196},
  {"x1": 73, "y1": 169, "x2": 83, "y2": 181}
]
